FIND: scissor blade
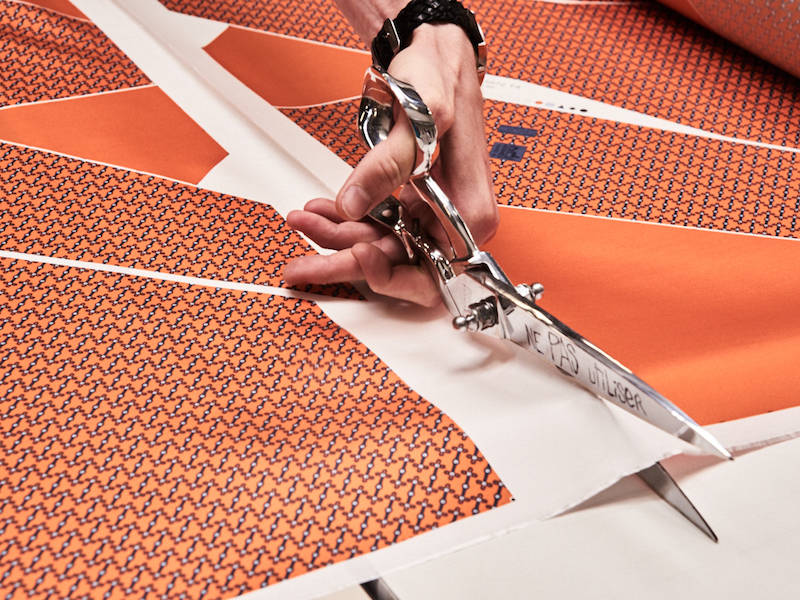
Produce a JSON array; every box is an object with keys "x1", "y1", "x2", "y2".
[
  {"x1": 361, "y1": 578, "x2": 401, "y2": 600},
  {"x1": 638, "y1": 462, "x2": 718, "y2": 542},
  {"x1": 477, "y1": 274, "x2": 732, "y2": 460}
]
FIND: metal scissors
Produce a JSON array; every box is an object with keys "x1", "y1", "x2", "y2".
[{"x1": 357, "y1": 65, "x2": 731, "y2": 542}]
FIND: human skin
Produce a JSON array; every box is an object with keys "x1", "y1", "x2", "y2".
[{"x1": 283, "y1": 0, "x2": 498, "y2": 306}]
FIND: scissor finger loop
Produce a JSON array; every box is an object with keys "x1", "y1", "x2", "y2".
[{"x1": 359, "y1": 66, "x2": 479, "y2": 262}]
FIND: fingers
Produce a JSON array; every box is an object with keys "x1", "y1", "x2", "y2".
[
  {"x1": 433, "y1": 80, "x2": 499, "y2": 245},
  {"x1": 283, "y1": 234, "x2": 404, "y2": 286},
  {"x1": 302, "y1": 197, "x2": 347, "y2": 223},
  {"x1": 336, "y1": 112, "x2": 416, "y2": 221},
  {"x1": 351, "y1": 243, "x2": 441, "y2": 307},
  {"x1": 283, "y1": 236, "x2": 440, "y2": 308},
  {"x1": 287, "y1": 204, "x2": 382, "y2": 251},
  {"x1": 283, "y1": 248, "x2": 361, "y2": 286}
]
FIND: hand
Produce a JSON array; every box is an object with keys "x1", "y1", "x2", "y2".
[{"x1": 284, "y1": 23, "x2": 498, "y2": 306}]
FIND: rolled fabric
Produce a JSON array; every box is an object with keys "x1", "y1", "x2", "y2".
[{"x1": 660, "y1": 0, "x2": 800, "y2": 78}]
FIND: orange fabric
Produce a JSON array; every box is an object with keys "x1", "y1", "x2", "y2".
[
  {"x1": 0, "y1": 143, "x2": 357, "y2": 298},
  {"x1": 0, "y1": 258, "x2": 511, "y2": 598},
  {"x1": 203, "y1": 26, "x2": 370, "y2": 107},
  {"x1": 477, "y1": 1, "x2": 800, "y2": 149},
  {"x1": 486, "y1": 207, "x2": 800, "y2": 425},
  {"x1": 483, "y1": 100, "x2": 800, "y2": 238},
  {"x1": 16, "y1": 0, "x2": 86, "y2": 19},
  {"x1": 0, "y1": 87, "x2": 227, "y2": 184},
  {"x1": 0, "y1": 0, "x2": 149, "y2": 106},
  {"x1": 661, "y1": 0, "x2": 800, "y2": 79}
]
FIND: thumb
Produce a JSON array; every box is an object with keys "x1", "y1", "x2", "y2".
[{"x1": 337, "y1": 116, "x2": 416, "y2": 220}]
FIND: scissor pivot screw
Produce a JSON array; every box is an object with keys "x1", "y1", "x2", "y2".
[
  {"x1": 517, "y1": 282, "x2": 544, "y2": 301},
  {"x1": 453, "y1": 298, "x2": 498, "y2": 332},
  {"x1": 453, "y1": 312, "x2": 478, "y2": 332}
]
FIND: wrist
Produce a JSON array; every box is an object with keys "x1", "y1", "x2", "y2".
[
  {"x1": 408, "y1": 23, "x2": 476, "y2": 77},
  {"x1": 369, "y1": 0, "x2": 486, "y2": 84}
]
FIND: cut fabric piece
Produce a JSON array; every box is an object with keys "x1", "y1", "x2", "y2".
[
  {"x1": 0, "y1": 258, "x2": 511, "y2": 598},
  {"x1": 485, "y1": 207, "x2": 800, "y2": 425},
  {"x1": 159, "y1": 0, "x2": 362, "y2": 49},
  {"x1": 204, "y1": 26, "x2": 370, "y2": 107},
  {"x1": 0, "y1": 87, "x2": 227, "y2": 184},
  {"x1": 485, "y1": 100, "x2": 800, "y2": 237},
  {"x1": 0, "y1": 143, "x2": 357, "y2": 297},
  {"x1": 0, "y1": 0, "x2": 149, "y2": 106}
]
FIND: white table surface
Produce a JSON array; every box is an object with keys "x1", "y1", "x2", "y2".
[{"x1": 322, "y1": 435, "x2": 800, "y2": 599}]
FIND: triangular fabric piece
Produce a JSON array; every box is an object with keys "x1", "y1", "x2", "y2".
[
  {"x1": 204, "y1": 26, "x2": 370, "y2": 107},
  {"x1": 0, "y1": 86, "x2": 228, "y2": 183}
]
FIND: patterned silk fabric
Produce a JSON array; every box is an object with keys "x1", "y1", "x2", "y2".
[
  {"x1": 0, "y1": 256, "x2": 509, "y2": 597},
  {"x1": 0, "y1": 143, "x2": 357, "y2": 296},
  {"x1": 0, "y1": 2, "x2": 511, "y2": 598},
  {"x1": 0, "y1": 1, "x2": 149, "y2": 106},
  {"x1": 661, "y1": 0, "x2": 800, "y2": 80}
]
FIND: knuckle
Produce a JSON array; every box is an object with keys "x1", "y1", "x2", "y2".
[
  {"x1": 368, "y1": 281, "x2": 391, "y2": 297},
  {"x1": 365, "y1": 271, "x2": 392, "y2": 295},
  {"x1": 376, "y1": 153, "x2": 407, "y2": 188},
  {"x1": 427, "y1": 96, "x2": 455, "y2": 132},
  {"x1": 464, "y1": 200, "x2": 500, "y2": 245}
]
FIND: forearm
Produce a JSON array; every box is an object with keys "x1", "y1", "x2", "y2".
[{"x1": 334, "y1": 0, "x2": 409, "y2": 45}]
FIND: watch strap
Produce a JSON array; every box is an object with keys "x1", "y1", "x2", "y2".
[{"x1": 371, "y1": 0, "x2": 486, "y2": 81}]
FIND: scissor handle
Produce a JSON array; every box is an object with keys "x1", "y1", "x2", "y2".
[{"x1": 358, "y1": 66, "x2": 480, "y2": 261}]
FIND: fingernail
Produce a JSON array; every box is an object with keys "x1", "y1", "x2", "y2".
[{"x1": 339, "y1": 185, "x2": 369, "y2": 220}]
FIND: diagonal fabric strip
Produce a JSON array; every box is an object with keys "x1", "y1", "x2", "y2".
[
  {"x1": 0, "y1": 88, "x2": 228, "y2": 184},
  {"x1": 0, "y1": 142, "x2": 357, "y2": 298}
]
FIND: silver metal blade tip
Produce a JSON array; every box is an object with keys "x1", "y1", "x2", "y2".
[{"x1": 680, "y1": 427, "x2": 732, "y2": 461}]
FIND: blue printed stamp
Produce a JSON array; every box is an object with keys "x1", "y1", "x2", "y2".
[
  {"x1": 490, "y1": 143, "x2": 526, "y2": 161},
  {"x1": 498, "y1": 125, "x2": 538, "y2": 137}
]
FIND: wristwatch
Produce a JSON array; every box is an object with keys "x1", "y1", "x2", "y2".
[{"x1": 370, "y1": 0, "x2": 487, "y2": 83}]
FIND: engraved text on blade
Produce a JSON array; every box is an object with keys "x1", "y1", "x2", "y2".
[{"x1": 524, "y1": 323, "x2": 647, "y2": 416}]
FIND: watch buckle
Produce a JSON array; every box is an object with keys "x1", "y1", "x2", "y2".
[
  {"x1": 381, "y1": 18, "x2": 402, "y2": 53},
  {"x1": 474, "y1": 21, "x2": 487, "y2": 83}
]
